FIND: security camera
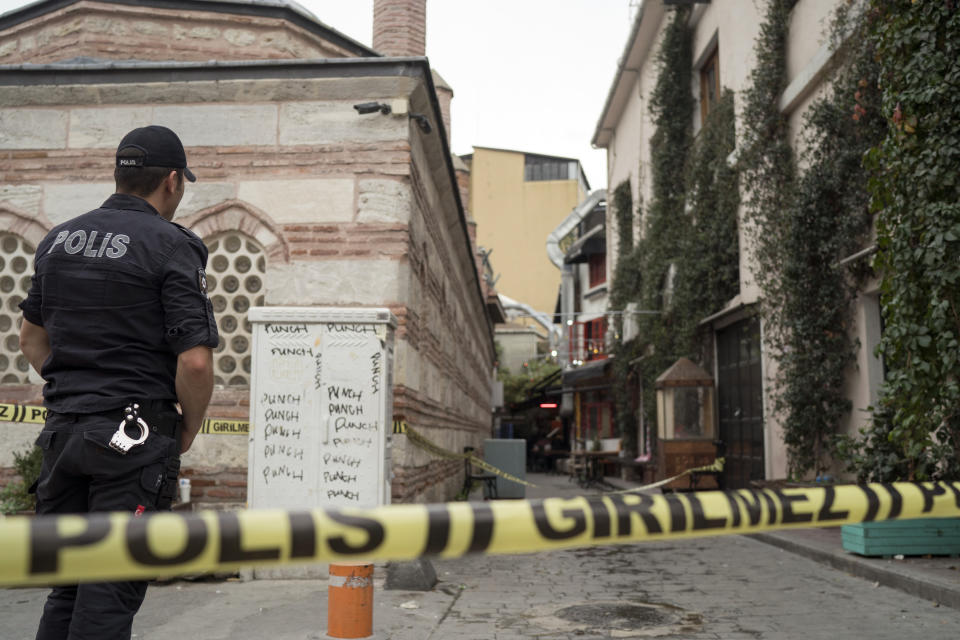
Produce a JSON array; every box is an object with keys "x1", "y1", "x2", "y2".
[{"x1": 354, "y1": 102, "x2": 392, "y2": 115}]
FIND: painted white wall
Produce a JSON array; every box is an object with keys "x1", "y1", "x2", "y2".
[{"x1": 597, "y1": 0, "x2": 878, "y2": 481}]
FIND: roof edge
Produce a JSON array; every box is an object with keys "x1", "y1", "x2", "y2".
[
  {"x1": 0, "y1": 56, "x2": 424, "y2": 85},
  {"x1": 0, "y1": 0, "x2": 379, "y2": 58},
  {"x1": 591, "y1": 0, "x2": 666, "y2": 149}
]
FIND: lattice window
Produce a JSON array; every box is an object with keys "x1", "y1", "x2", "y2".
[
  {"x1": 0, "y1": 233, "x2": 35, "y2": 384},
  {"x1": 205, "y1": 232, "x2": 266, "y2": 387}
]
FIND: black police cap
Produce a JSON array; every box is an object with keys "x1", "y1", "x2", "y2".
[{"x1": 116, "y1": 125, "x2": 197, "y2": 182}]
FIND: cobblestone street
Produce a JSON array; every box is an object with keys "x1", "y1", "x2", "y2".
[
  {"x1": 412, "y1": 535, "x2": 959, "y2": 639},
  {"x1": 2, "y1": 473, "x2": 959, "y2": 639}
]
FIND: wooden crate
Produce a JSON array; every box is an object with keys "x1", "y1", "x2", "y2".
[{"x1": 841, "y1": 518, "x2": 960, "y2": 557}]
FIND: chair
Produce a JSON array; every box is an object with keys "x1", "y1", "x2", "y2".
[
  {"x1": 463, "y1": 446, "x2": 498, "y2": 500},
  {"x1": 567, "y1": 450, "x2": 588, "y2": 485}
]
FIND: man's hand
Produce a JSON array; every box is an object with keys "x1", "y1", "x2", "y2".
[
  {"x1": 175, "y1": 345, "x2": 214, "y2": 454},
  {"x1": 19, "y1": 318, "x2": 50, "y2": 376}
]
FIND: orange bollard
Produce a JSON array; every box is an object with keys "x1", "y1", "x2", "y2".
[{"x1": 327, "y1": 563, "x2": 374, "y2": 638}]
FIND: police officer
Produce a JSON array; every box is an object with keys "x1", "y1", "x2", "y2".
[{"x1": 18, "y1": 125, "x2": 218, "y2": 640}]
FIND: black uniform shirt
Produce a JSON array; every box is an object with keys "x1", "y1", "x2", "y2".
[{"x1": 19, "y1": 193, "x2": 220, "y2": 414}]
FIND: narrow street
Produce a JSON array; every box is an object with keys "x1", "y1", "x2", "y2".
[
  {"x1": 418, "y1": 534, "x2": 957, "y2": 639},
  {"x1": 2, "y1": 473, "x2": 958, "y2": 639}
]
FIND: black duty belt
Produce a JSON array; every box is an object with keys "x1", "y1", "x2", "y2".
[
  {"x1": 51, "y1": 400, "x2": 181, "y2": 439},
  {"x1": 112, "y1": 400, "x2": 181, "y2": 440}
]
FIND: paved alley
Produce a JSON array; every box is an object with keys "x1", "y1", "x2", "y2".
[{"x1": 1, "y1": 473, "x2": 958, "y2": 639}]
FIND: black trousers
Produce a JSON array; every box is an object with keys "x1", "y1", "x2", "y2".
[{"x1": 33, "y1": 407, "x2": 180, "y2": 640}]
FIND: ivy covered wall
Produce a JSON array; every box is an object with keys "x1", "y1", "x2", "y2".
[
  {"x1": 610, "y1": 7, "x2": 740, "y2": 459},
  {"x1": 606, "y1": 0, "x2": 960, "y2": 484},
  {"x1": 736, "y1": 0, "x2": 889, "y2": 478},
  {"x1": 838, "y1": 0, "x2": 960, "y2": 482}
]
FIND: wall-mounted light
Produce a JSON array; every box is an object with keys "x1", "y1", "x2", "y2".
[{"x1": 409, "y1": 113, "x2": 432, "y2": 134}]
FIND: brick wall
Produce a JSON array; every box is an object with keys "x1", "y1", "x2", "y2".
[
  {"x1": 391, "y1": 458, "x2": 461, "y2": 503},
  {"x1": 0, "y1": 1, "x2": 493, "y2": 505},
  {"x1": 0, "y1": 75, "x2": 495, "y2": 503},
  {"x1": 372, "y1": 0, "x2": 426, "y2": 57},
  {"x1": 181, "y1": 466, "x2": 248, "y2": 504}
]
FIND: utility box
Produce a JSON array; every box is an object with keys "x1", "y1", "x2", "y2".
[
  {"x1": 484, "y1": 438, "x2": 526, "y2": 499},
  {"x1": 247, "y1": 307, "x2": 396, "y2": 514}
]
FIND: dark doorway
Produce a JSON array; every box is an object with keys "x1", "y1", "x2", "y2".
[{"x1": 716, "y1": 316, "x2": 764, "y2": 489}]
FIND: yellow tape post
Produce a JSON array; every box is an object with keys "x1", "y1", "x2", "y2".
[{"x1": 2, "y1": 482, "x2": 959, "y2": 587}]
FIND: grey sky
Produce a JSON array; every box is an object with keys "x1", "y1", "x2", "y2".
[{"x1": 0, "y1": 0, "x2": 635, "y2": 189}]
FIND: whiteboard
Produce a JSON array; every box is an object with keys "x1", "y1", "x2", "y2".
[{"x1": 247, "y1": 307, "x2": 395, "y2": 510}]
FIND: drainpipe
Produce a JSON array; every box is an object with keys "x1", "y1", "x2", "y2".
[
  {"x1": 546, "y1": 189, "x2": 607, "y2": 268},
  {"x1": 499, "y1": 294, "x2": 560, "y2": 348}
]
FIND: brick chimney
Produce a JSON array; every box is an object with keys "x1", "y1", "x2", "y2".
[{"x1": 372, "y1": 0, "x2": 426, "y2": 57}]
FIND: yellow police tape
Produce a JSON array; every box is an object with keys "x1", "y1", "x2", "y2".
[
  {"x1": 1, "y1": 481, "x2": 958, "y2": 587},
  {"x1": 404, "y1": 425, "x2": 536, "y2": 488},
  {"x1": 611, "y1": 458, "x2": 725, "y2": 494},
  {"x1": 0, "y1": 402, "x2": 48, "y2": 425},
  {"x1": 2, "y1": 402, "x2": 248, "y2": 435},
  {"x1": 198, "y1": 417, "x2": 248, "y2": 435},
  {"x1": 403, "y1": 424, "x2": 722, "y2": 493}
]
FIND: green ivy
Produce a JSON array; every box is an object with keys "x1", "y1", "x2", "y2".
[
  {"x1": 496, "y1": 353, "x2": 560, "y2": 409},
  {"x1": 613, "y1": 180, "x2": 634, "y2": 257},
  {"x1": 739, "y1": 2, "x2": 887, "y2": 477},
  {"x1": 673, "y1": 90, "x2": 741, "y2": 348},
  {"x1": 783, "y1": 5, "x2": 886, "y2": 477},
  {"x1": 610, "y1": 179, "x2": 638, "y2": 453},
  {"x1": 610, "y1": 7, "x2": 739, "y2": 458},
  {"x1": 738, "y1": 0, "x2": 796, "y2": 366},
  {"x1": 855, "y1": 0, "x2": 960, "y2": 481},
  {"x1": 0, "y1": 444, "x2": 42, "y2": 515}
]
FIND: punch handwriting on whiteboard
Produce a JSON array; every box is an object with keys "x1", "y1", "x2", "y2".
[
  {"x1": 334, "y1": 417, "x2": 378, "y2": 432},
  {"x1": 264, "y1": 408, "x2": 300, "y2": 421},
  {"x1": 323, "y1": 453, "x2": 364, "y2": 467},
  {"x1": 370, "y1": 352, "x2": 382, "y2": 395},
  {"x1": 269, "y1": 361, "x2": 308, "y2": 382},
  {"x1": 261, "y1": 464, "x2": 305, "y2": 485},
  {"x1": 314, "y1": 352, "x2": 322, "y2": 390},
  {"x1": 328, "y1": 402, "x2": 364, "y2": 416},
  {"x1": 323, "y1": 471, "x2": 358, "y2": 483},
  {"x1": 264, "y1": 444, "x2": 305, "y2": 460},
  {"x1": 327, "y1": 323, "x2": 376, "y2": 334},
  {"x1": 271, "y1": 346, "x2": 314, "y2": 357},
  {"x1": 264, "y1": 424, "x2": 302, "y2": 441},
  {"x1": 332, "y1": 436, "x2": 375, "y2": 448},
  {"x1": 261, "y1": 393, "x2": 302, "y2": 405},
  {"x1": 327, "y1": 489, "x2": 361, "y2": 501},
  {"x1": 328, "y1": 386, "x2": 363, "y2": 402},
  {"x1": 265, "y1": 323, "x2": 309, "y2": 335}
]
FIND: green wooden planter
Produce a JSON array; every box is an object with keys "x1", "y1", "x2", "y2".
[{"x1": 841, "y1": 518, "x2": 960, "y2": 557}]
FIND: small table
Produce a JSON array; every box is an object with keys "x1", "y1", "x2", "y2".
[{"x1": 568, "y1": 450, "x2": 618, "y2": 488}]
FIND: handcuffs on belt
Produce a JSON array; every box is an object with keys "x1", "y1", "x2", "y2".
[{"x1": 109, "y1": 403, "x2": 150, "y2": 454}]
